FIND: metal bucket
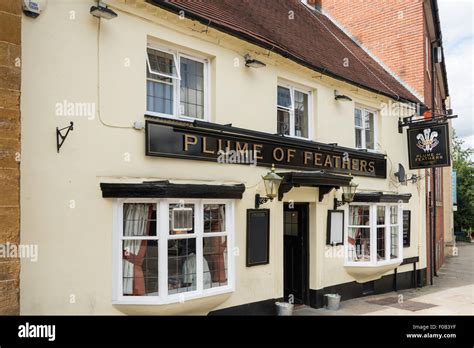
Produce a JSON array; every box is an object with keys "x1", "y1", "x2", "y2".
[
  {"x1": 275, "y1": 301, "x2": 294, "y2": 316},
  {"x1": 325, "y1": 294, "x2": 341, "y2": 310}
]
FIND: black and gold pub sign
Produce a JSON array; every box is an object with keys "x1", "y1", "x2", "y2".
[
  {"x1": 146, "y1": 119, "x2": 387, "y2": 178},
  {"x1": 407, "y1": 123, "x2": 451, "y2": 169}
]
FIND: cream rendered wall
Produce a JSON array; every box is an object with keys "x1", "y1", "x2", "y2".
[{"x1": 20, "y1": 0, "x2": 426, "y2": 314}]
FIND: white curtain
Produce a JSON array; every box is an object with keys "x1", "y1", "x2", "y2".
[{"x1": 122, "y1": 204, "x2": 149, "y2": 295}]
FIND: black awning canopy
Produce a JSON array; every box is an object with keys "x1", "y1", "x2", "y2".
[
  {"x1": 352, "y1": 192, "x2": 412, "y2": 203},
  {"x1": 276, "y1": 171, "x2": 353, "y2": 201},
  {"x1": 100, "y1": 181, "x2": 245, "y2": 199}
]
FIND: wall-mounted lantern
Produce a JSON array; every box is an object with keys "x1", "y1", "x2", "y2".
[
  {"x1": 255, "y1": 164, "x2": 283, "y2": 208},
  {"x1": 244, "y1": 54, "x2": 266, "y2": 68},
  {"x1": 333, "y1": 181, "x2": 358, "y2": 209},
  {"x1": 90, "y1": 2, "x2": 118, "y2": 20},
  {"x1": 334, "y1": 89, "x2": 352, "y2": 102}
]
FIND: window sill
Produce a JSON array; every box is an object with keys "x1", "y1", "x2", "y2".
[
  {"x1": 355, "y1": 147, "x2": 380, "y2": 154},
  {"x1": 279, "y1": 134, "x2": 312, "y2": 141},
  {"x1": 344, "y1": 259, "x2": 402, "y2": 282},
  {"x1": 145, "y1": 111, "x2": 208, "y2": 123},
  {"x1": 112, "y1": 286, "x2": 234, "y2": 306}
]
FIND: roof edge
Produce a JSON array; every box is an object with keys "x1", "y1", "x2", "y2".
[
  {"x1": 148, "y1": 0, "x2": 421, "y2": 105},
  {"x1": 430, "y1": 0, "x2": 450, "y2": 98}
]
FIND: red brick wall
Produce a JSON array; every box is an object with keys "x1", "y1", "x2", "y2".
[
  {"x1": 321, "y1": 0, "x2": 425, "y2": 97},
  {"x1": 0, "y1": 0, "x2": 21, "y2": 314}
]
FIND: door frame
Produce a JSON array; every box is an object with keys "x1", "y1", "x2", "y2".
[{"x1": 283, "y1": 202, "x2": 310, "y2": 305}]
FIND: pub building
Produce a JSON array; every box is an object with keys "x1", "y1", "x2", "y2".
[{"x1": 20, "y1": 0, "x2": 430, "y2": 315}]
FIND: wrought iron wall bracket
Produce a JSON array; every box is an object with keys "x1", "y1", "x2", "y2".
[
  {"x1": 56, "y1": 121, "x2": 74, "y2": 153},
  {"x1": 398, "y1": 114, "x2": 457, "y2": 133},
  {"x1": 333, "y1": 197, "x2": 345, "y2": 210},
  {"x1": 255, "y1": 194, "x2": 271, "y2": 209}
]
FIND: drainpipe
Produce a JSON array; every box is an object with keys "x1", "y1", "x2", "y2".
[{"x1": 431, "y1": 38, "x2": 441, "y2": 281}]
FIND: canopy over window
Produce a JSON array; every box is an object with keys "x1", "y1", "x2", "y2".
[
  {"x1": 352, "y1": 192, "x2": 411, "y2": 203},
  {"x1": 101, "y1": 181, "x2": 245, "y2": 199},
  {"x1": 276, "y1": 171, "x2": 353, "y2": 201}
]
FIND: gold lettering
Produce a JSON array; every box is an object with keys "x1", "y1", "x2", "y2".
[
  {"x1": 184, "y1": 134, "x2": 198, "y2": 151},
  {"x1": 342, "y1": 158, "x2": 351, "y2": 170},
  {"x1": 202, "y1": 137, "x2": 215, "y2": 154},
  {"x1": 304, "y1": 151, "x2": 313, "y2": 165},
  {"x1": 287, "y1": 149, "x2": 296, "y2": 163},
  {"x1": 324, "y1": 155, "x2": 333, "y2": 167},
  {"x1": 314, "y1": 153, "x2": 323, "y2": 166},
  {"x1": 333, "y1": 155, "x2": 341, "y2": 168},
  {"x1": 368, "y1": 161, "x2": 375, "y2": 173},
  {"x1": 253, "y1": 144, "x2": 263, "y2": 160},
  {"x1": 236, "y1": 142, "x2": 248, "y2": 153},
  {"x1": 218, "y1": 139, "x2": 231, "y2": 152},
  {"x1": 273, "y1": 147, "x2": 285, "y2": 162},
  {"x1": 351, "y1": 159, "x2": 360, "y2": 171}
]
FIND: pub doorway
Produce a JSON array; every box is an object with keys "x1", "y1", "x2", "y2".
[{"x1": 283, "y1": 203, "x2": 309, "y2": 305}]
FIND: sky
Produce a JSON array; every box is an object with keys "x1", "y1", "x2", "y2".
[{"x1": 438, "y1": 0, "x2": 474, "y2": 150}]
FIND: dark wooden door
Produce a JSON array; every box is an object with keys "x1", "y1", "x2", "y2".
[{"x1": 283, "y1": 203, "x2": 309, "y2": 304}]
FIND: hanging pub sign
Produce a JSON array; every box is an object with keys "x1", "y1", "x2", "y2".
[
  {"x1": 407, "y1": 123, "x2": 450, "y2": 169},
  {"x1": 145, "y1": 119, "x2": 387, "y2": 178}
]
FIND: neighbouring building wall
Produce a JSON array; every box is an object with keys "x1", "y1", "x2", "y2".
[
  {"x1": 0, "y1": 0, "x2": 21, "y2": 315},
  {"x1": 320, "y1": 0, "x2": 425, "y2": 98}
]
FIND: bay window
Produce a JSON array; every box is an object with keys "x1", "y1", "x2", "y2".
[
  {"x1": 277, "y1": 84, "x2": 311, "y2": 139},
  {"x1": 354, "y1": 106, "x2": 376, "y2": 150},
  {"x1": 115, "y1": 199, "x2": 233, "y2": 304},
  {"x1": 146, "y1": 45, "x2": 208, "y2": 120},
  {"x1": 346, "y1": 203, "x2": 402, "y2": 265}
]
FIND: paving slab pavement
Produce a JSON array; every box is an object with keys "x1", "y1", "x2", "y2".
[{"x1": 294, "y1": 242, "x2": 474, "y2": 316}]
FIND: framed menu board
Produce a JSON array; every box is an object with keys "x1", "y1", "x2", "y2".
[{"x1": 246, "y1": 209, "x2": 270, "y2": 267}]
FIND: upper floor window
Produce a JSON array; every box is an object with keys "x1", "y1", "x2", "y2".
[
  {"x1": 346, "y1": 203, "x2": 402, "y2": 266},
  {"x1": 277, "y1": 84, "x2": 311, "y2": 139},
  {"x1": 354, "y1": 106, "x2": 376, "y2": 150},
  {"x1": 146, "y1": 45, "x2": 208, "y2": 120}
]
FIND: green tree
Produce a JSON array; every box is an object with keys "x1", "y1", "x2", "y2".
[{"x1": 453, "y1": 132, "x2": 474, "y2": 233}]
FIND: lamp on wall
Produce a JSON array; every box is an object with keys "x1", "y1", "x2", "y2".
[
  {"x1": 255, "y1": 164, "x2": 283, "y2": 208},
  {"x1": 334, "y1": 89, "x2": 353, "y2": 102},
  {"x1": 333, "y1": 181, "x2": 358, "y2": 209},
  {"x1": 244, "y1": 54, "x2": 266, "y2": 68},
  {"x1": 90, "y1": 2, "x2": 118, "y2": 20}
]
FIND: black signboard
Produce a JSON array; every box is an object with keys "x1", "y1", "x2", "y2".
[
  {"x1": 246, "y1": 209, "x2": 270, "y2": 267},
  {"x1": 146, "y1": 119, "x2": 387, "y2": 178},
  {"x1": 403, "y1": 210, "x2": 411, "y2": 247},
  {"x1": 407, "y1": 123, "x2": 450, "y2": 169}
]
